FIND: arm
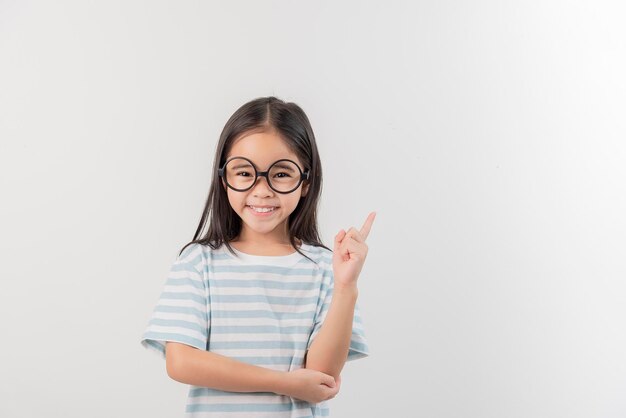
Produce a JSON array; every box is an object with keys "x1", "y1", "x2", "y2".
[
  {"x1": 303, "y1": 284, "x2": 358, "y2": 381},
  {"x1": 166, "y1": 342, "x2": 340, "y2": 404},
  {"x1": 166, "y1": 342, "x2": 287, "y2": 394},
  {"x1": 305, "y1": 212, "x2": 376, "y2": 381}
]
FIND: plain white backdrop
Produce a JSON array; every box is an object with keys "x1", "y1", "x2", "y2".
[{"x1": 1, "y1": 1, "x2": 625, "y2": 417}]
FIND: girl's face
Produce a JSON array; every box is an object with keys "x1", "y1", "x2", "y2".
[{"x1": 223, "y1": 129, "x2": 309, "y2": 245}]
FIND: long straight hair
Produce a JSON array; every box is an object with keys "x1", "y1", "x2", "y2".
[{"x1": 179, "y1": 96, "x2": 330, "y2": 263}]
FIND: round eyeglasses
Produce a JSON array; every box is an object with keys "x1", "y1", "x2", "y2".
[{"x1": 218, "y1": 156, "x2": 310, "y2": 194}]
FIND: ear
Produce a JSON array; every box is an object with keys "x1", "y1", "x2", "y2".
[{"x1": 301, "y1": 182, "x2": 309, "y2": 197}]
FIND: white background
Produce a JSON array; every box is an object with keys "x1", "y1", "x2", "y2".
[{"x1": 1, "y1": 1, "x2": 625, "y2": 417}]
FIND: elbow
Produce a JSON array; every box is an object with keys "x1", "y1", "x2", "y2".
[{"x1": 166, "y1": 357, "x2": 178, "y2": 380}]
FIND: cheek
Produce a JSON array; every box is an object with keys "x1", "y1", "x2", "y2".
[
  {"x1": 282, "y1": 195, "x2": 302, "y2": 210},
  {"x1": 226, "y1": 190, "x2": 245, "y2": 209}
]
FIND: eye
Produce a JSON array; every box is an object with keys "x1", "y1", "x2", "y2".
[
  {"x1": 236, "y1": 171, "x2": 253, "y2": 177},
  {"x1": 274, "y1": 172, "x2": 292, "y2": 178}
]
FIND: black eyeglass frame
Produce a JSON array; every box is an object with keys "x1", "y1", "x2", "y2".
[{"x1": 218, "y1": 156, "x2": 310, "y2": 194}]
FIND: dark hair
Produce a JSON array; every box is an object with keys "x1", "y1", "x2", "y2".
[{"x1": 178, "y1": 96, "x2": 330, "y2": 263}]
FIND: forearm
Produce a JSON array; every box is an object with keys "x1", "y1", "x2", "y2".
[
  {"x1": 166, "y1": 342, "x2": 288, "y2": 394},
  {"x1": 304, "y1": 285, "x2": 358, "y2": 380}
]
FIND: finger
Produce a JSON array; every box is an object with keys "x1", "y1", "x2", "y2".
[
  {"x1": 321, "y1": 373, "x2": 336, "y2": 388},
  {"x1": 359, "y1": 211, "x2": 376, "y2": 241},
  {"x1": 334, "y1": 229, "x2": 346, "y2": 245},
  {"x1": 344, "y1": 226, "x2": 363, "y2": 243},
  {"x1": 325, "y1": 382, "x2": 340, "y2": 399},
  {"x1": 333, "y1": 229, "x2": 346, "y2": 252},
  {"x1": 338, "y1": 237, "x2": 367, "y2": 261}
]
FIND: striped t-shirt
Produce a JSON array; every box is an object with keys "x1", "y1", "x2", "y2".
[{"x1": 140, "y1": 241, "x2": 369, "y2": 417}]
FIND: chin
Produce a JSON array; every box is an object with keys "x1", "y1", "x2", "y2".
[{"x1": 243, "y1": 216, "x2": 289, "y2": 231}]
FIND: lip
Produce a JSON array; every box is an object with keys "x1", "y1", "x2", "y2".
[
  {"x1": 247, "y1": 205, "x2": 279, "y2": 208},
  {"x1": 246, "y1": 205, "x2": 278, "y2": 217}
]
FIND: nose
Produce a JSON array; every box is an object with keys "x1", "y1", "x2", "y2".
[{"x1": 251, "y1": 174, "x2": 274, "y2": 196}]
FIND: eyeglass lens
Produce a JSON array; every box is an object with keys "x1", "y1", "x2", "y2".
[{"x1": 224, "y1": 158, "x2": 302, "y2": 192}]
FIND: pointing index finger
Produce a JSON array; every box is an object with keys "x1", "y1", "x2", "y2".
[{"x1": 359, "y1": 211, "x2": 376, "y2": 241}]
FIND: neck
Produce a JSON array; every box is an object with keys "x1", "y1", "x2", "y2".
[
  {"x1": 235, "y1": 225, "x2": 300, "y2": 248},
  {"x1": 230, "y1": 230, "x2": 302, "y2": 256}
]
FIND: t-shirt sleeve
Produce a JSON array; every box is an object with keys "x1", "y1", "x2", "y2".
[
  {"x1": 140, "y1": 254, "x2": 209, "y2": 359},
  {"x1": 306, "y1": 267, "x2": 370, "y2": 362}
]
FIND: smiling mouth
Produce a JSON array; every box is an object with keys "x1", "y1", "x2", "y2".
[{"x1": 247, "y1": 205, "x2": 278, "y2": 213}]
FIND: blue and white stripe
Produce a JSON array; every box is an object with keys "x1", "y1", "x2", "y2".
[{"x1": 141, "y1": 242, "x2": 369, "y2": 417}]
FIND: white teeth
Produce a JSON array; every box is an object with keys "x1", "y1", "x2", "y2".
[{"x1": 249, "y1": 206, "x2": 276, "y2": 213}]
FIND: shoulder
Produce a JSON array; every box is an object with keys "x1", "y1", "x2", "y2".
[
  {"x1": 176, "y1": 242, "x2": 215, "y2": 273},
  {"x1": 300, "y1": 243, "x2": 333, "y2": 271}
]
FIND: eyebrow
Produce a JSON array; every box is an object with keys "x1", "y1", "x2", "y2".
[
  {"x1": 231, "y1": 163, "x2": 254, "y2": 170},
  {"x1": 229, "y1": 158, "x2": 298, "y2": 171},
  {"x1": 271, "y1": 163, "x2": 296, "y2": 171}
]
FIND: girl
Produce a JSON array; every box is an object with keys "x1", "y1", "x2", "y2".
[{"x1": 141, "y1": 96, "x2": 375, "y2": 417}]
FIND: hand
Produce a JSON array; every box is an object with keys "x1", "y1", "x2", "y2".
[
  {"x1": 333, "y1": 212, "x2": 376, "y2": 289},
  {"x1": 281, "y1": 368, "x2": 340, "y2": 404}
]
